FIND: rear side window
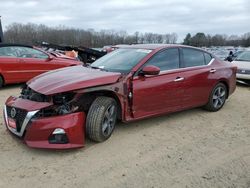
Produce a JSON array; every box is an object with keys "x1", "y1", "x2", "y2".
[
  {"x1": 182, "y1": 48, "x2": 205, "y2": 67},
  {"x1": 144, "y1": 48, "x2": 179, "y2": 71},
  {"x1": 15, "y1": 47, "x2": 48, "y2": 59},
  {"x1": 204, "y1": 53, "x2": 212, "y2": 64}
]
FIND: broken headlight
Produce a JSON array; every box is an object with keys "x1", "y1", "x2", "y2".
[
  {"x1": 37, "y1": 92, "x2": 79, "y2": 117},
  {"x1": 53, "y1": 93, "x2": 75, "y2": 105}
]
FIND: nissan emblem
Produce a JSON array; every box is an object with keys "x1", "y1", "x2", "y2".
[{"x1": 10, "y1": 108, "x2": 16, "y2": 118}]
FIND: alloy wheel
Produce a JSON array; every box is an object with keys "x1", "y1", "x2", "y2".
[
  {"x1": 102, "y1": 104, "x2": 116, "y2": 137},
  {"x1": 212, "y1": 86, "x2": 226, "y2": 109}
]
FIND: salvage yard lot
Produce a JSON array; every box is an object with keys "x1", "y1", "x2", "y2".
[{"x1": 0, "y1": 84, "x2": 250, "y2": 188}]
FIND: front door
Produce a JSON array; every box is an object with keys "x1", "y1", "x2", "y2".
[
  {"x1": 15, "y1": 46, "x2": 51, "y2": 81},
  {"x1": 132, "y1": 48, "x2": 184, "y2": 119}
]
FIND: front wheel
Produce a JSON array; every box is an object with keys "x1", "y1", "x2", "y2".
[
  {"x1": 0, "y1": 76, "x2": 3, "y2": 88},
  {"x1": 204, "y1": 83, "x2": 227, "y2": 112},
  {"x1": 86, "y1": 96, "x2": 117, "y2": 142}
]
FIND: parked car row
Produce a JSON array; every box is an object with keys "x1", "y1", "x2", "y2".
[
  {"x1": 205, "y1": 46, "x2": 250, "y2": 85},
  {"x1": 205, "y1": 46, "x2": 248, "y2": 60}
]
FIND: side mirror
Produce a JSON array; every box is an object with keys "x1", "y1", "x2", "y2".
[
  {"x1": 47, "y1": 56, "x2": 54, "y2": 61},
  {"x1": 141, "y1": 65, "x2": 160, "y2": 76}
]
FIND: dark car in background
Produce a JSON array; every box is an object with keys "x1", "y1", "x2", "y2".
[{"x1": 0, "y1": 44, "x2": 82, "y2": 87}]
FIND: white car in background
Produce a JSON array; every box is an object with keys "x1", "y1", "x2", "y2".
[{"x1": 232, "y1": 50, "x2": 250, "y2": 85}]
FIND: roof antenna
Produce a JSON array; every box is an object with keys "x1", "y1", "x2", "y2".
[{"x1": 0, "y1": 16, "x2": 4, "y2": 43}]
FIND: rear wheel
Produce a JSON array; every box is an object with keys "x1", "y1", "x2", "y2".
[
  {"x1": 86, "y1": 96, "x2": 117, "y2": 142},
  {"x1": 204, "y1": 83, "x2": 227, "y2": 112}
]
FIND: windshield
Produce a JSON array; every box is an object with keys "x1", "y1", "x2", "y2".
[
  {"x1": 235, "y1": 51, "x2": 250, "y2": 61},
  {"x1": 91, "y1": 48, "x2": 152, "y2": 73}
]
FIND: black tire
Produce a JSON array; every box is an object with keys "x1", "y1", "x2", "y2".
[
  {"x1": 0, "y1": 76, "x2": 3, "y2": 88},
  {"x1": 86, "y1": 96, "x2": 117, "y2": 142},
  {"x1": 204, "y1": 83, "x2": 227, "y2": 112}
]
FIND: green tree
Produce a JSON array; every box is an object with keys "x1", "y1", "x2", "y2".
[
  {"x1": 190, "y1": 33, "x2": 207, "y2": 47},
  {"x1": 183, "y1": 33, "x2": 191, "y2": 45}
]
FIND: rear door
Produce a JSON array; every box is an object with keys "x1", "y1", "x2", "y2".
[
  {"x1": 179, "y1": 47, "x2": 215, "y2": 109},
  {"x1": 132, "y1": 48, "x2": 185, "y2": 119}
]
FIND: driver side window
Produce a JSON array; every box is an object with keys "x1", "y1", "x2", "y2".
[
  {"x1": 15, "y1": 47, "x2": 49, "y2": 59},
  {"x1": 144, "y1": 48, "x2": 180, "y2": 71}
]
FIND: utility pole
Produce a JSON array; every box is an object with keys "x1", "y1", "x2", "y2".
[{"x1": 0, "y1": 16, "x2": 4, "y2": 43}]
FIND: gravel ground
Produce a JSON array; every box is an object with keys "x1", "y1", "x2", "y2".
[{"x1": 0, "y1": 84, "x2": 250, "y2": 188}]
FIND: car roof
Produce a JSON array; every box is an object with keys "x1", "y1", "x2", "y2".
[
  {"x1": 0, "y1": 43, "x2": 33, "y2": 48},
  {"x1": 118, "y1": 43, "x2": 206, "y2": 51}
]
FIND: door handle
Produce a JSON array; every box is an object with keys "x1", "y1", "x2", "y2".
[
  {"x1": 210, "y1": 69, "x2": 216, "y2": 73},
  {"x1": 19, "y1": 59, "x2": 26, "y2": 63},
  {"x1": 174, "y1": 77, "x2": 184, "y2": 82}
]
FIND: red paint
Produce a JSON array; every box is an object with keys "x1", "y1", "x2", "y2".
[
  {"x1": 142, "y1": 65, "x2": 160, "y2": 75},
  {"x1": 6, "y1": 96, "x2": 52, "y2": 111},
  {"x1": 3, "y1": 44, "x2": 237, "y2": 149},
  {"x1": 25, "y1": 112, "x2": 85, "y2": 149},
  {"x1": 8, "y1": 118, "x2": 16, "y2": 129},
  {"x1": 28, "y1": 66, "x2": 121, "y2": 95}
]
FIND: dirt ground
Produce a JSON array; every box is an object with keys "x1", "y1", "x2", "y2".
[{"x1": 0, "y1": 84, "x2": 250, "y2": 188}]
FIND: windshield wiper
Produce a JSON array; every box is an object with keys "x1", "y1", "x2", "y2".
[
  {"x1": 89, "y1": 65, "x2": 108, "y2": 72},
  {"x1": 235, "y1": 59, "x2": 248, "y2": 61},
  {"x1": 90, "y1": 65, "x2": 101, "y2": 69}
]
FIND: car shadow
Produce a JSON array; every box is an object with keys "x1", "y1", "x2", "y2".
[
  {"x1": 236, "y1": 81, "x2": 250, "y2": 87},
  {"x1": 24, "y1": 107, "x2": 203, "y2": 156},
  {"x1": 0, "y1": 83, "x2": 24, "y2": 91}
]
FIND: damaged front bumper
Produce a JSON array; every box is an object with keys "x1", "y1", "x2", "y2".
[{"x1": 3, "y1": 96, "x2": 85, "y2": 149}]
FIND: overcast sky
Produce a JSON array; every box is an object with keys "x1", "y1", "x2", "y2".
[{"x1": 0, "y1": 0, "x2": 250, "y2": 41}]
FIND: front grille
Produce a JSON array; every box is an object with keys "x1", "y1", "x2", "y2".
[
  {"x1": 237, "y1": 69, "x2": 250, "y2": 74},
  {"x1": 6, "y1": 106, "x2": 27, "y2": 132}
]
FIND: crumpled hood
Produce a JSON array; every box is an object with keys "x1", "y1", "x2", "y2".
[{"x1": 27, "y1": 66, "x2": 121, "y2": 95}]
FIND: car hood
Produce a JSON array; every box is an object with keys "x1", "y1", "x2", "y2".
[
  {"x1": 27, "y1": 66, "x2": 121, "y2": 95},
  {"x1": 232, "y1": 60, "x2": 250, "y2": 69}
]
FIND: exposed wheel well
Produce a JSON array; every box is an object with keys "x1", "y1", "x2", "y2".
[{"x1": 79, "y1": 90, "x2": 122, "y2": 120}]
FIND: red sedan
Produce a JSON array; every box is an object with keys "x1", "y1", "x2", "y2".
[
  {"x1": 3, "y1": 44, "x2": 237, "y2": 149},
  {"x1": 0, "y1": 44, "x2": 82, "y2": 87}
]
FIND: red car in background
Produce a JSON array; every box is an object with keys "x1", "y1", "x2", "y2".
[
  {"x1": 0, "y1": 44, "x2": 81, "y2": 87},
  {"x1": 3, "y1": 44, "x2": 237, "y2": 149}
]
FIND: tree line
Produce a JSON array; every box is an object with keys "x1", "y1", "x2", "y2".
[
  {"x1": 183, "y1": 32, "x2": 250, "y2": 47},
  {"x1": 3, "y1": 23, "x2": 178, "y2": 47},
  {"x1": 3, "y1": 23, "x2": 250, "y2": 47}
]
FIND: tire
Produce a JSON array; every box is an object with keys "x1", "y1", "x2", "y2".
[
  {"x1": 86, "y1": 96, "x2": 117, "y2": 142},
  {"x1": 204, "y1": 83, "x2": 227, "y2": 112},
  {"x1": 0, "y1": 76, "x2": 3, "y2": 88}
]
